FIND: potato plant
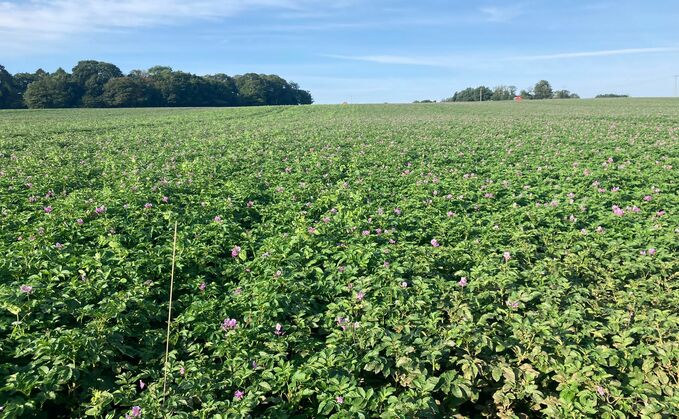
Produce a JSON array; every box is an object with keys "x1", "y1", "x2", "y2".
[{"x1": 0, "y1": 100, "x2": 677, "y2": 417}]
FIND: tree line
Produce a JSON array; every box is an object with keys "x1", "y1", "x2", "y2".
[
  {"x1": 595, "y1": 93, "x2": 628, "y2": 98},
  {"x1": 442, "y1": 80, "x2": 579, "y2": 102},
  {"x1": 0, "y1": 61, "x2": 313, "y2": 109}
]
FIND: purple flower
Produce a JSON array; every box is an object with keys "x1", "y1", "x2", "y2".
[
  {"x1": 179, "y1": 367, "x2": 185, "y2": 375},
  {"x1": 648, "y1": 248, "x2": 656, "y2": 256},
  {"x1": 44, "y1": 206, "x2": 53, "y2": 213},
  {"x1": 308, "y1": 227, "x2": 317, "y2": 234},
  {"x1": 55, "y1": 242, "x2": 64, "y2": 250},
  {"x1": 362, "y1": 230, "x2": 370, "y2": 236},
  {"x1": 596, "y1": 386, "x2": 606, "y2": 397},
  {"x1": 234, "y1": 390, "x2": 245, "y2": 401},
  {"x1": 643, "y1": 195, "x2": 652, "y2": 201},
  {"x1": 503, "y1": 251, "x2": 511, "y2": 262},
  {"x1": 430, "y1": 239, "x2": 440, "y2": 247},
  {"x1": 199, "y1": 282, "x2": 206, "y2": 291},
  {"x1": 221, "y1": 318, "x2": 238, "y2": 331},
  {"x1": 336, "y1": 396, "x2": 344, "y2": 404},
  {"x1": 20, "y1": 285, "x2": 33, "y2": 294},
  {"x1": 322, "y1": 216, "x2": 331, "y2": 223},
  {"x1": 76, "y1": 218, "x2": 84, "y2": 225},
  {"x1": 213, "y1": 215, "x2": 222, "y2": 223},
  {"x1": 394, "y1": 208, "x2": 401, "y2": 215},
  {"x1": 139, "y1": 380, "x2": 145, "y2": 390},
  {"x1": 356, "y1": 291, "x2": 364, "y2": 301},
  {"x1": 656, "y1": 210, "x2": 666, "y2": 217},
  {"x1": 231, "y1": 246, "x2": 241, "y2": 258},
  {"x1": 247, "y1": 200, "x2": 254, "y2": 207},
  {"x1": 144, "y1": 203, "x2": 153, "y2": 209},
  {"x1": 274, "y1": 323, "x2": 284, "y2": 336},
  {"x1": 162, "y1": 196, "x2": 169, "y2": 203},
  {"x1": 95, "y1": 205, "x2": 106, "y2": 214},
  {"x1": 129, "y1": 406, "x2": 142, "y2": 417},
  {"x1": 612, "y1": 205, "x2": 624, "y2": 216},
  {"x1": 458, "y1": 277, "x2": 468, "y2": 287},
  {"x1": 336, "y1": 317, "x2": 349, "y2": 330},
  {"x1": 506, "y1": 300, "x2": 519, "y2": 309}
]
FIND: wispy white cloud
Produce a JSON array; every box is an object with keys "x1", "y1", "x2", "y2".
[
  {"x1": 0, "y1": 0, "x2": 326, "y2": 48},
  {"x1": 326, "y1": 47, "x2": 679, "y2": 68},
  {"x1": 323, "y1": 54, "x2": 460, "y2": 67},
  {"x1": 514, "y1": 47, "x2": 679, "y2": 60},
  {"x1": 479, "y1": 5, "x2": 523, "y2": 22}
]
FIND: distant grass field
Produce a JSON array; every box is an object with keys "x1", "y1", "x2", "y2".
[{"x1": 1, "y1": 99, "x2": 677, "y2": 417}]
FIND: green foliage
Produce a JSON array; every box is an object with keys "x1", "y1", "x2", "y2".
[
  {"x1": 596, "y1": 93, "x2": 629, "y2": 98},
  {"x1": 23, "y1": 68, "x2": 79, "y2": 109},
  {"x1": 102, "y1": 77, "x2": 161, "y2": 108},
  {"x1": 533, "y1": 80, "x2": 553, "y2": 99},
  {"x1": 71, "y1": 60, "x2": 124, "y2": 107},
  {"x1": 1, "y1": 62, "x2": 313, "y2": 109},
  {"x1": 444, "y1": 86, "x2": 492, "y2": 102},
  {"x1": 0, "y1": 65, "x2": 22, "y2": 109},
  {"x1": 490, "y1": 85, "x2": 517, "y2": 101},
  {"x1": 0, "y1": 100, "x2": 677, "y2": 417},
  {"x1": 553, "y1": 89, "x2": 579, "y2": 99}
]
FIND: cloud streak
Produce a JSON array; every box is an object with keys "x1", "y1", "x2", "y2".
[
  {"x1": 514, "y1": 47, "x2": 679, "y2": 60},
  {"x1": 0, "y1": 0, "x2": 321, "y2": 46},
  {"x1": 479, "y1": 5, "x2": 523, "y2": 23},
  {"x1": 326, "y1": 47, "x2": 679, "y2": 68}
]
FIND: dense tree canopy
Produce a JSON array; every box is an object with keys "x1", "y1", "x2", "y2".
[
  {"x1": 0, "y1": 65, "x2": 22, "y2": 108},
  {"x1": 595, "y1": 93, "x2": 629, "y2": 98},
  {"x1": 0, "y1": 61, "x2": 313, "y2": 109},
  {"x1": 443, "y1": 86, "x2": 492, "y2": 102},
  {"x1": 532, "y1": 80, "x2": 553, "y2": 99},
  {"x1": 24, "y1": 68, "x2": 79, "y2": 109}
]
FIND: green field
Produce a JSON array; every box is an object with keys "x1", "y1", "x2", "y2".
[{"x1": 1, "y1": 99, "x2": 677, "y2": 417}]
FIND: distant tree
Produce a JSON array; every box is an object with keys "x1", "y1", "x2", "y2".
[
  {"x1": 3, "y1": 61, "x2": 313, "y2": 109},
  {"x1": 0, "y1": 65, "x2": 20, "y2": 108},
  {"x1": 204, "y1": 74, "x2": 239, "y2": 106},
  {"x1": 11, "y1": 69, "x2": 48, "y2": 107},
  {"x1": 71, "y1": 60, "x2": 124, "y2": 107},
  {"x1": 128, "y1": 69, "x2": 150, "y2": 79},
  {"x1": 595, "y1": 93, "x2": 629, "y2": 98},
  {"x1": 414, "y1": 99, "x2": 436, "y2": 103},
  {"x1": 234, "y1": 73, "x2": 268, "y2": 106},
  {"x1": 519, "y1": 88, "x2": 533, "y2": 99},
  {"x1": 553, "y1": 89, "x2": 579, "y2": 99},
  {"x1": 102, "y1": 77, "x2": 161, "y2": 107},
  {"x1": 147, "y1": 66, "x2": 174, "y2": 77},
  {"x1": 490, "y1": 85, "x2": 517, "y2": 101},
  {"x1": 293, "y1": 87, "x2": 313, "y2": 105},
  {"x1": 533, "y1": 80, "x2": 553, "y2": 99},
  {"x1": 444, "y1": 86, "x2": 492, "y2": 102},
  {"x1": 24, "y1": 68, "x2": 78, "y2": 108}
]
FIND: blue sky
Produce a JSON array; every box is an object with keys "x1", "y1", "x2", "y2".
[{"x1": 1, "y1": 0, "x2": 678, "y2": 103}]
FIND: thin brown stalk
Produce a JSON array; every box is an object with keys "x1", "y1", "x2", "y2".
[{"x1": 162, "y1": 221, "x2": 178, "y2": 406}]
